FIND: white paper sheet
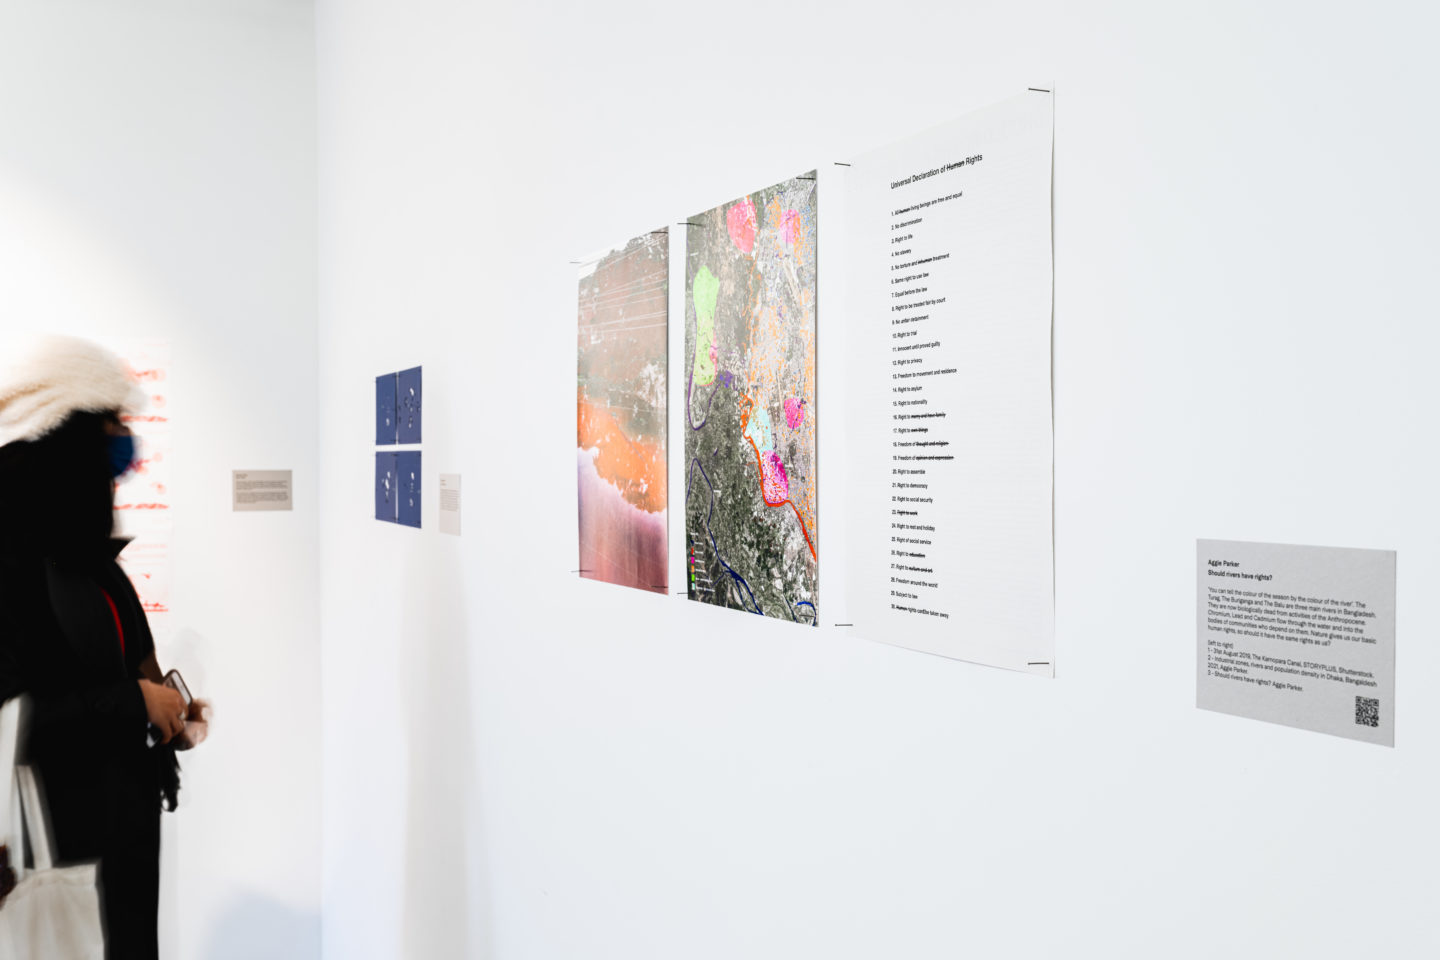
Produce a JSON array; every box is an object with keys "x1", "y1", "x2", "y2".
[
  {"x1": 842, "y1": 92, "x2": 1054, "y2": 673},
  {"x1": 109, "y1": 339, "x2": 174, "y2": 630},
  {"x1": 439, "y1": 473, "x2": 461, "y2": 536},
  {"x1": 1197, "y1": 539, "x2": 1396, "y2": 746},
  {"x1": 232, "y1": 470, "x2": 293, "y2": 511}
]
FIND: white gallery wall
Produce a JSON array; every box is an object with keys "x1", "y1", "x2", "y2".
[
  {"x1": 318, "y1": 1, "x2": 1440, "y2": 958},
  {"x1": 0, "y1": 2, "x2": 321, "y2": 958}
]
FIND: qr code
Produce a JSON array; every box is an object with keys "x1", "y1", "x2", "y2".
[{"x1": 1355, "y1": 696, "x2": 1380, "y2": 727}]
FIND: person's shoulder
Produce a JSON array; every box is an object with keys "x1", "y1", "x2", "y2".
[{"x1": 0, "y1": 552, "x2": 48, "y2": 611}]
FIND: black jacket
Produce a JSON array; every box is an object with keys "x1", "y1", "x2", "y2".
[
  {"x1": 0, "y1": 541, "x2": 170, "y2": 856},
  {"x1": 0, "y1": 413, "x2": 174, "y2": 958}
]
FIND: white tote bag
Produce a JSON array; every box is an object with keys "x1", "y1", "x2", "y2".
[{"x1": 0, "y1": 697, "x2": 104, "y2": 960}]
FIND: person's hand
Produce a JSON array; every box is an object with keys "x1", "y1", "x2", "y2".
[
  {"x1": 175, "y1": 699, "x2": 211, "y2": 751},
  {"x1": 139, "y1": 680, "x2": 187, "y2": 744}
]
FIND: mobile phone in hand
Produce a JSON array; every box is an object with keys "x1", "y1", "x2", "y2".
[
  {"x1": 163, "y1": 669, "x2": 192, "y2": 709},
  {"x1": 148, "y1": 670, "x2": 193, "y2": 747}
]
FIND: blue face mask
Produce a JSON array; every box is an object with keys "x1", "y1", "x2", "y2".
[{"x1": 108, "y1": 434, "x2": 137, "y2": 479}]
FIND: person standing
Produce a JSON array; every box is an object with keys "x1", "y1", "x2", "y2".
[{"x1": 0, "y1": 336, "x2": 207, "y2": 959}]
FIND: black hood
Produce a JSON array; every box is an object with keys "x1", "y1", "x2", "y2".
[{"x1": 0, "y1": 411, "x2": 116, "y2": 560}]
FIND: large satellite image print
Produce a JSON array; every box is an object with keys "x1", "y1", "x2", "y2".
[{"x1": 685, "y1": 173, "x2": 817, "y2": 625}]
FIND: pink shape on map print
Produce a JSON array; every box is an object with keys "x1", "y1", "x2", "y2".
[
  {"x1": 784, "y1": 397, "x2": 805, "y2": 430},
  {"x1": 726, "y1": 198, "x2": 757, "y2": 254},
  {"x1": 760, "y1": 450, "x2": 789, "y2": 503}
]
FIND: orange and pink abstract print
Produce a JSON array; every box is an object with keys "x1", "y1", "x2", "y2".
[
  {"x1": 684, "y1": 173, "x2": 817, "y2": 624},
  {"x1": 577, "y1": 230, "x2": 668, "y2": 594}
]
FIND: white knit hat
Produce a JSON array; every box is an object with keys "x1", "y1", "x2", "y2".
[{"x1": 0, "y1": 336, "x2": 145, "y2": 447}]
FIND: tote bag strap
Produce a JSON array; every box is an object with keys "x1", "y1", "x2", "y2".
[
  {"x1": 0, "y1": 697, "x2": 57, "y2": 873},
  {"x1": 15, "y1": 766, "x2": 51, "y2": 872},
  {"x1": 0, "y1": 698, "x2": 22, "y2": 879}
]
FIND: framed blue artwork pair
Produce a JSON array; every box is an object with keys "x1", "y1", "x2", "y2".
[{"x1": 374, "y1": 366, "x2": 422, "y2": 527}]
